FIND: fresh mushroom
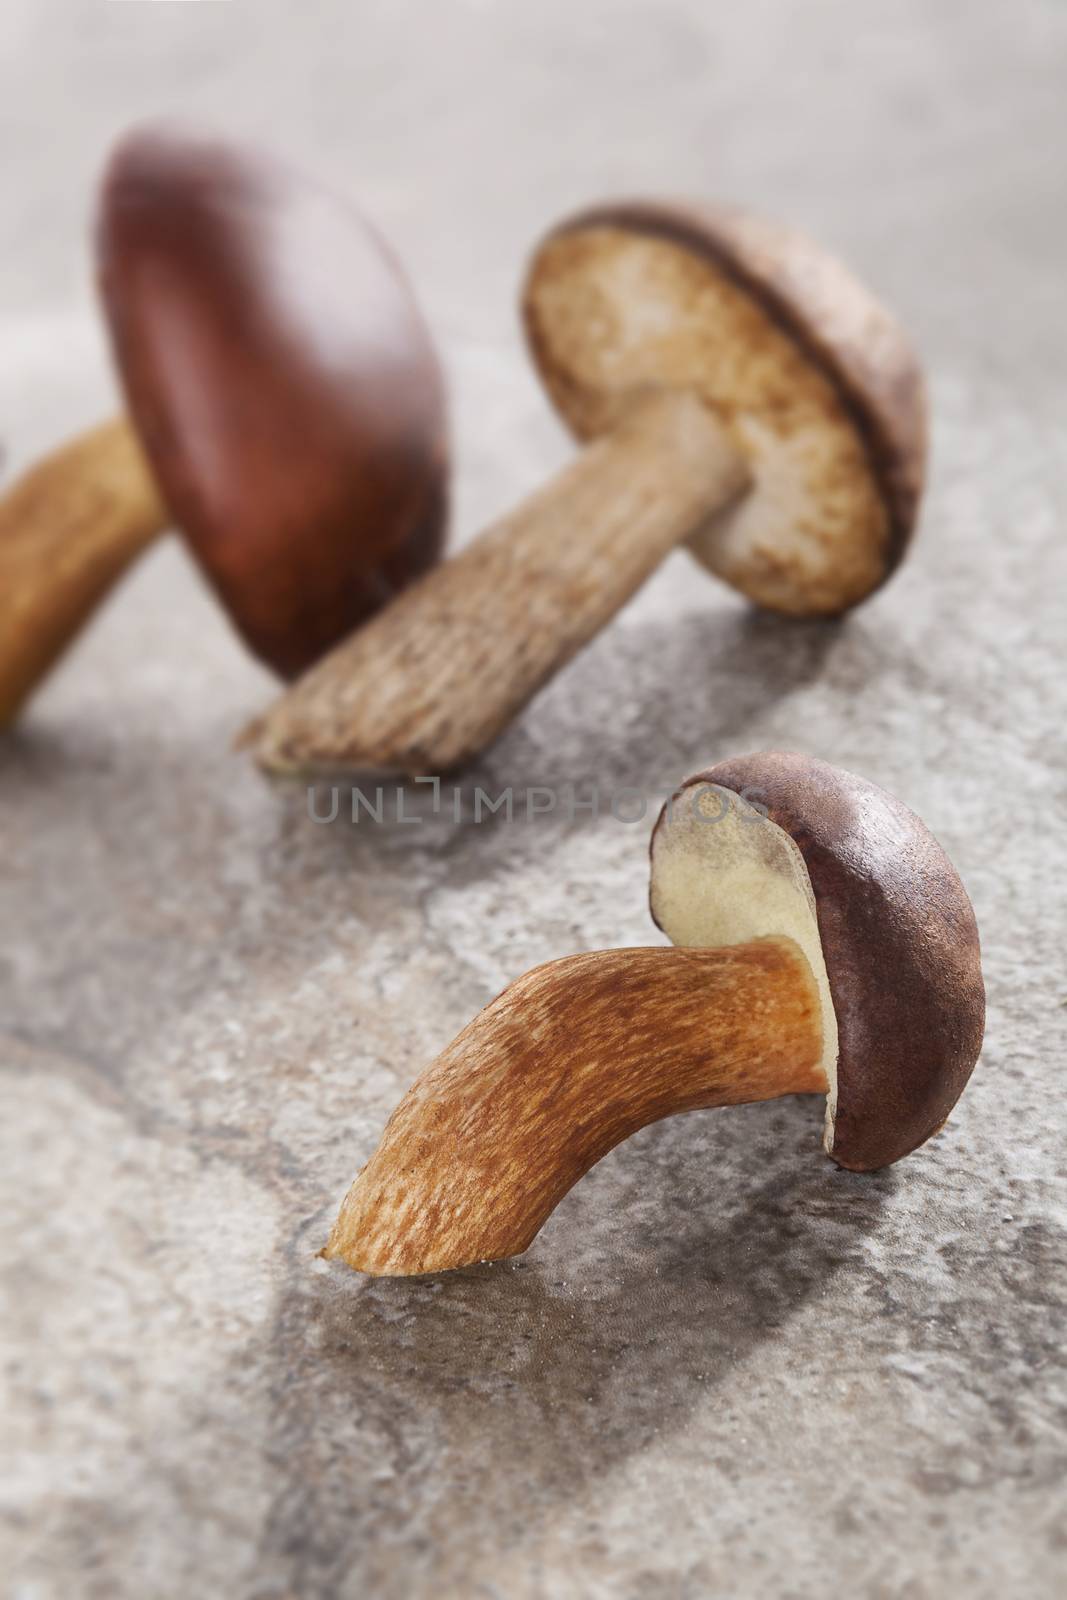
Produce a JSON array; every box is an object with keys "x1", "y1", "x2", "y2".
[
  {"x1": 250, "y1": 203, "x2": 925, "y2": 778},
  {"x1": 0, "y1": 124, "x2": 447, "y2": 727},
  {"x1": 324, "y1": 752, "x2": 983, "y2": 1277}
]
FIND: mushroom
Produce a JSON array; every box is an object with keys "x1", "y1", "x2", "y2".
[
  {"x1": 250, "y1": 203, "x2": 925, "y2": 778},
  {"x1": 0, "y1": 124, "x2": 447, "y2": 727},
  {"x1": 323, "y1": 752, "x2": 983, "y2": 1277}
]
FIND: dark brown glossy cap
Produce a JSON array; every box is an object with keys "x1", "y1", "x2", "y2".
[
  {"x1": 523, "y1": 201, "x2": 927, "y2": 616},
  {"x1": 656, "y1": 752, "x2": 985, "y2": 1170},
  {"x1": 97, "y1": 125, "x2": 448, "y2": 678}
]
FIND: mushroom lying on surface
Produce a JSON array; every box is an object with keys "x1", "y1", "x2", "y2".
[
  {"x1": 324, "y1": 753, "x2": 984, "y2": 1277},
  {"x1": 0, "y1": 124, "x2": 447, "y2": 727},
  {"x1": 251, "y1": 204, "x2": 925, "y2": 777}
]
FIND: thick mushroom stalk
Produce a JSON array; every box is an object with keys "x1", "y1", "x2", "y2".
[
  {"x1": 325, "y1": 938, "x2": 825, "y2": 1277},
  {"x1": 0, "y1": 422, "x2": 166, "y2": 727},
  {"x1": 249, "y1": 202, "x2": 925, "y2": 777},
  {"x1": 250, "y1": 389, "x2": 748, "y2": 775}
]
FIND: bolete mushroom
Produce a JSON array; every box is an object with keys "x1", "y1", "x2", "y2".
[
  {"x1": 324, "y1": 752, "x2": 983, "y2": 1277},
  {"x1": 0, "y1": 124, "x2": 447, "y2": 727},
  {"x1": 250, "y1": 203, "x2": 925, "y2": 778}
]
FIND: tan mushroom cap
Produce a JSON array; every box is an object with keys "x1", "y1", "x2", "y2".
[
  {"x1": 97, "y1": 125, "x2": 448, "y2": 679},
  {"x1": 523, "y1": 202, "x2": 926, "y2": 617},
  {"x1": 651, "y1": 752, "x2": 985, "y2": 1171}
]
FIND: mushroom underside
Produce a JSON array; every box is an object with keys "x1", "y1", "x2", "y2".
[
  {"x1": 650, "y1": 780, "x2": 840, "y2": 1148},
  {"x1": 525, "y1": 224, "x2": 892, "y2": 615}
]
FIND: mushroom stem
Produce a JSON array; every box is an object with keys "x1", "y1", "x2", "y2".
[
  {"x1": 324, "y1": 936, "x2": 825, "y2": 1277},
  {"x1": 248, "y1": 388, "x2": 749, "y2": 777},
  {"x1": 0, "y1": 418, "x2": 167, "y2": 726}
]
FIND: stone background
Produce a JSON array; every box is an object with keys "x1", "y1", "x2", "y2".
[{"x1": 1, "y1": 2, "x2": 1065, "y2": 1596}]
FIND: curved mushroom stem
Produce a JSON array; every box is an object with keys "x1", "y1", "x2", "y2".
[
  {"x1": 0, "y1": 419, "x2": 167, "y2": 726},
  {"x1": 324, "y1": 935, "x2": 825, "y2": 1277},
  {"x1": 247, "y1": 388, "x2": 749, "y2": 777}
]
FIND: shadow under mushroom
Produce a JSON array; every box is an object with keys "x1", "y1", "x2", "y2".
[{"x1": 254, "y1": 1098, "x2": 895, "y2": 1598}]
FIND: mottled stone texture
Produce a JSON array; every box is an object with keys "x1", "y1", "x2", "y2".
[{"x1": 1, "y1": 2, "x2": 1065, "y2": 1597}]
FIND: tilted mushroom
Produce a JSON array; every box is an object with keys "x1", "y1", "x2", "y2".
[
  {"x1": 324, "y1": 752, "x2": 984, "y2": 1277},
  {"x1": 0, "y1": 124, "x2": 447, "y2": 727},
  {"x1": 250, "y1": 203, "x2": 925, "y2": 777}
]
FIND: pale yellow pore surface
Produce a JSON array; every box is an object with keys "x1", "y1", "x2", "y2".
[
  {"x1": 0, "y1": 419, "x2": 167, "y2": 725},
  {"x1": 526, "y1": 227, "x2": 891, "y2": 615},
  {"x1": 325, "y1": 939, "x2": 825, "y2": 1277},
  {"x1": 650, "y1": 784, "x2": 839, "y2": 1144}
]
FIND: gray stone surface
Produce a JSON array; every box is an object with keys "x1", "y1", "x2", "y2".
[{"x1": 1, "y1": 2, "x2": 1065, "y2": 1596}]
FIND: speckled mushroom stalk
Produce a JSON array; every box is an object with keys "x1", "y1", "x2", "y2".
[
  {"x1": 250, "y1": 204, "x2": 926, "y2": 779},
  {"x1": 326, "y1": 940, "x2": 824, "y2": 1276},
  {"x1": 0, "y1": 124, "x2": 447, "y2": 728},
  {"x1": 324, "y1": 753, "x2": 984, "y2": 1278}
]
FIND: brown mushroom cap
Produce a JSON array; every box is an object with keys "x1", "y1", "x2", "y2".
[
  {"x1": 97, "y1": 125, "x2": 448, "y2": 678},
  {"x1": 651, "y1": 752, "x2": 985, "y2": 1170},
  {"x1": 523, "y1": 201, "x2": 926, "y2": 617}
]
